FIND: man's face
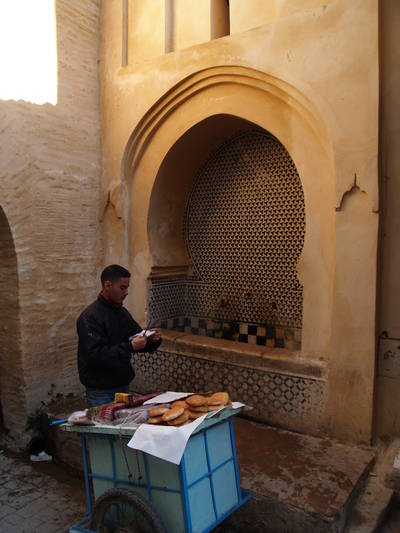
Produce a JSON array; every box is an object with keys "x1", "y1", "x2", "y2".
[{"x1": 103, "y1": 277, "x2": 130, "y2": 305}]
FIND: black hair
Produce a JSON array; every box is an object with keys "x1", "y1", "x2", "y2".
[{"x1": 100, "y1": 264, "x2": 131, "y2": 287}]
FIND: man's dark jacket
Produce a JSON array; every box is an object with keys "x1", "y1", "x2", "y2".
[{"x1": 77, "y1": 294, "x2": 161, "y2": 389}]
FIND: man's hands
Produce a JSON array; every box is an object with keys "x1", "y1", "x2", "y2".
[
  {"x1": 148, "y1": 328, "x2": 161, "y2": 342},
  {"x1": 130, "y1": 328, "x2": 162, "y2": 351},
  {"x1": 131, "y1": 335, "x2": 147, "y2": 351}
]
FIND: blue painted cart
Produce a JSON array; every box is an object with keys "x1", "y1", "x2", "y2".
[{"x1": 63, "y1": 408, "x2": 250, "y2": 533}]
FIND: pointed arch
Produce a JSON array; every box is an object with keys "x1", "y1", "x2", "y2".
[
  {"x1": 120, "y1": 65, "x2": 335, "y2": 359},
  {"x1": 0, "y1": 206, "x2": 26, "y2": 436}
]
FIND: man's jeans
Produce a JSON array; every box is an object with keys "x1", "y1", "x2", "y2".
[{"x1": 85, "y1": 385, "x2": 130, "y2": 407}]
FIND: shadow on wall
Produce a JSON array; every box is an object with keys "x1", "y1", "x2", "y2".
[{"x1": 0, "y1": 207, "x2": 26, "y2": 439}]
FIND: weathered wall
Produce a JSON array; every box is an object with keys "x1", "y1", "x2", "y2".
[
  {"x1": 324, "y1": 188, "x2": 378, "y2": 442},
  {"x1": 100, "y1": 0, "x2": 379, "y2": 443},
  {"x1": 127, "y1": 0, "x2": 165, "y2": 61},
  {"x1": 0, "y1": 0, "x2": 101, "y2": 442},
  {"x1": 375, "y1": 0, "x2": 400, "y2": 437},
  {"x1": 230, "y1": 0, "x2": 276, "y2": 33},
  {"x1": 0, "y1": 208, "x2": 26, "y2": 435}
]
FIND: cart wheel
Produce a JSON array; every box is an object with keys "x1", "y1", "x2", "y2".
[{"x1": 90, "y1": 488, "x2": 165, "y2": 533}]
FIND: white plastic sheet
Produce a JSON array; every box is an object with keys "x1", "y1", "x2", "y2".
[{"x1": 127, "y1": 415, "x2": 207, "y2": 465}]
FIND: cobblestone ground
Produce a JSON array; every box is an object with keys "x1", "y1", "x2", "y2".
[{"x1": 0, "y1": 448, "x2": 87, "y2": 533}]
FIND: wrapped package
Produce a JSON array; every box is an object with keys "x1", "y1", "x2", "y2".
[{"x1": 68, "y1": 410, "x2": 94, "y2": 426}]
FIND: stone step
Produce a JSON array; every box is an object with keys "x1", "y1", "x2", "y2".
[
  {"x1": 344, "y1": 477, "x2": 393, "y2": 533},
  {"x1": 221, "y1": 417, "x2": 376, "y2": 533},
  {"x1": 345, "y1": 438, "x2": 400, "y2": 533}
]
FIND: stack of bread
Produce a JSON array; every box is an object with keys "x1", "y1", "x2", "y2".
[
  {"x1": 147, "y1": 405, "x2": 189, "y2": 426},
  {"x1": 147, "y1": 391, "x2": 231, "y2": 427}
]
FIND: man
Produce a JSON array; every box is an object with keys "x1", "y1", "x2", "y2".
[{"x1": 77, "y1": 264, "x2": 162, "y2": 407}]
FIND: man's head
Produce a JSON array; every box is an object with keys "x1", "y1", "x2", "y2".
[{"x1": 100, "y1": 264, "x2": 131, "y2": 305}]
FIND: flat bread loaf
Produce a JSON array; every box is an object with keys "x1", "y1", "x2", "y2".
[
  {"x1": 149, "y1": 406, "x2": 170, "y2": 417},
  {"x1": 167, "y1": 411, "x2": 189, "y2": 426},
  {"x1": 148, "y1": 416, "x2": 163, "y2": 424},
  {"x1": 172, "y1": 400, "x2": 187, "y2": 409},
  {"x1": 162, "y1": 406, "x2": 184, "y2": 422},
  {"x1": 188, "y1": 410, "x2": 206, "y2": 420},
  {"x1": 186, "y1": 395, "x2": 207, "y2": 407},
  {"x1": 208, "y1": 392, "x2": 229, "y2": 406},
  {"x1": 208, "y1": 404, "x2": 223, "y2": 411},
  {"x1": 189, "y1": 404, "x2": 208, "y2": 413}
]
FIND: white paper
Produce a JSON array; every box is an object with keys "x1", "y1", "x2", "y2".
[
  {"x1": 231, "y1": 401, "x2": 245, "y2": 409},
  {"x1": 127, "y1": 414, "x2": 207, "y2": 465},
  {"x1": 143, "y1": 391, "x2": 193, "y2": 405},
  {"x1": 133, "y1": 329, "x2": 157, "y2": 338},
  {"x1": 205, "y1": 402, "x2": 245, "y2": 418}
]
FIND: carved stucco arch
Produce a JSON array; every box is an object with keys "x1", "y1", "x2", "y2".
[{"x1": 121, "y1": 66, "x2": 335, "y2": 359}]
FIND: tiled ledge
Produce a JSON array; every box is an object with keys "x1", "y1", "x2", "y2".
[{"x1": 160, "y1": 329, "x2": 325, "y2": 380}]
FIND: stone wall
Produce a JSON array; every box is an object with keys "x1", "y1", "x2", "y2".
[
  {"x1": 0, "y1": 208, "x2": 25, "y2": 435},
  {"x1": 0, "y1": 0, "x2": 101, "y2": 443}
]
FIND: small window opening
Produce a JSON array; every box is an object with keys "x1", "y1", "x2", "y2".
[
  {"x1": 211, "y1": 0, "x2": 230, "y2": 40},
  {"x1": 122, "y1": 0, "x2": 129, "y2": 66}
]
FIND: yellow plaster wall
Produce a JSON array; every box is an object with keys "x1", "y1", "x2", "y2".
[
  {"x1": 100, "y1": 0, "x2": 380, "y2": 442},
  {"x1": 324, "y1": 188, "x2": 378, "y2": 442},
  {"x1": 100, "y1": 0, "x2": 123, "y2": 74},
  {"x1": 230, "y1": 0, "x2": 276, "y2": 34},
  {"x1": 277, "y1": 0, "x2": 334, "y2": 18},
  {"x1": 101, "y1": 0, "x2": 379, "y2": 214},
  {"x1": 128, "y1": 0, "x2": 165, "y2": 62},
  {"x1": 103, "y1": 202, "x2": 124, "y2": 266},
  {"x1": 167, "y1": 0, "x2": 212, "y2": 52}
]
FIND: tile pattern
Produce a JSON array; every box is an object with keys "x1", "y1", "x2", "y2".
[
  {"x1": 157, "y1": 316, "x2": 302, "y2": 350},
  {"x1": 149, "y1": 130, "x2": 305, "y2": 347},
  {"x1": 134, "y1": 350, "x2": 324, "y2": 433},
  {"x1": 185, "y1": 131, "x2": 305, "y2": 327}
]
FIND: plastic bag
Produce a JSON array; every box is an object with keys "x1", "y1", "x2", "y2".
[
  {"x1": 112, "y1": 405, "x2": 154, "y2": 427},
  {"x1": 68, "y1": 409, "x2": 95, "y2": 425}
]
